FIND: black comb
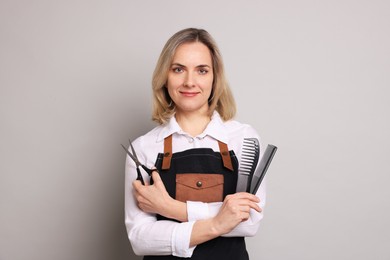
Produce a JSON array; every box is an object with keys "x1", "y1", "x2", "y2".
[{"x1": 236, "y1": 138, "x2": 260, "y2": 192}]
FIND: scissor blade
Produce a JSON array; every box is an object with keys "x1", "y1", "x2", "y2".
[
  {"x1": 121, "y1": 144, "x2": 140, "y2": 166},
  {"x1": 129, "y1": 141, "x2": 138, "y2": 160}
]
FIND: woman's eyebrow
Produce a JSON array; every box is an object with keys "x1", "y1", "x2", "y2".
[
  {"x1": 171, "y1": 63, "x2": 211, "y2": 68},
  {"x1": 196, "y1": 64, "x2": 211, "y2": 68},
  {"x1": 171, "y1": 63, "x2": 185, "y2": 67}
]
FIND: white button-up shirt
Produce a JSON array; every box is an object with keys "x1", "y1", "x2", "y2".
[{"x1": 125, "y1": 112, "x2": 266, "y2": 258}]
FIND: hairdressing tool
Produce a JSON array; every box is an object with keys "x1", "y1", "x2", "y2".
[
  {"x1": 250, "y1": 144, "x2": 277, "y2": 195},
  {"x1": 236, "y1": 138, "x2": 260, "y2": 192},
  {"x1": 121, "y1": 140, "x2": 154, "y2": 185}
]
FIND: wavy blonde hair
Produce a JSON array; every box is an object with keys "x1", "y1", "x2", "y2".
[{"x1": 152, "y1": 28, "x2": 236, "y2": 124}]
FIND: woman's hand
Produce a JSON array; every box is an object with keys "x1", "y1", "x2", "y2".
[
  {"x1": 212, "y1": 192, "x2": 262, "y2": 235},
  {"x1": 133, "y1": 171, "x2": 188, "y2": 222},
  {"x1": 189, "y1": 192, "x2": 262, "y2": 247}
]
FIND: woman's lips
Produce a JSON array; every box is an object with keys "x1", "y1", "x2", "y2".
[{"x1": 180, "y1": 91, "x2": 199, "y2": 97}]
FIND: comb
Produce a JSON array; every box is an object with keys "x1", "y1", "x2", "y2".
[
  {"x1": 250, "y1": 144, "x2": 277, "y2": 194},
  {"x1": 236, "y1": 138, "x2": 260, "y2": 192}
]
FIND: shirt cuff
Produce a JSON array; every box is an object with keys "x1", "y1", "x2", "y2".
[
  {"x1": 187, "y1": 201, "x2": 210, "y2": 221},
  {"x1": 171, "y1": 221, "x2": 196, "y2": 258}
]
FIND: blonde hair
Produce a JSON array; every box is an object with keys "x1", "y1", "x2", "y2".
[{"x1": 152, "y1": 28, "x2": 236, "y2": 124}]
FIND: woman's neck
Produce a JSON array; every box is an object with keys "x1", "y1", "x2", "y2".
[{"x1": 175, "y1": 111, "x2": 211, "y2": 137}]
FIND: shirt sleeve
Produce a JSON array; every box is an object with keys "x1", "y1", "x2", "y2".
[{"x1": 124, "y1": 141, "x2": 196, "y2": 257}]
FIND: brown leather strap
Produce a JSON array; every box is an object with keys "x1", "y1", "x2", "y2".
[
  {"x1": 162, "y1": 135, "x2": 173, "y2": 170},
  {"x1": 218, "y1": 141, "x2": 234, "y2": 171},
  {"x1": 163, "y1": 135, "x2": 233, "y2": 171}
]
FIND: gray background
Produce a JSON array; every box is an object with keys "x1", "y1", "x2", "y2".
[{"x1": 1, "y1": 1, "x2": 389, "y2": 260}]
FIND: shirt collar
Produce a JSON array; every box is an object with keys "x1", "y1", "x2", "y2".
[
  {"x1": 156, "y1": 111, "x2": 229, "y2": 144},
  {"x1": 201, "y1": 111, "x2": 229, "y2": 143},
  {"x1": 156, "y1": 115, "x2": 182, "y2": 142}
]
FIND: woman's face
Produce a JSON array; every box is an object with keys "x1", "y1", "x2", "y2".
[{"x1": 166, "y1": 42, "x2": 214, "y2": 116}]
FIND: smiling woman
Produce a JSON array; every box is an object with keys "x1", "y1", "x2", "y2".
[
  {"x1": 124, "y1": 28, "x2": 266, "y2": 260},
  {"x1": 151, "y1": 28, "x2": 236, "y2": 125},
  {"x1": 167, "y1": 42, "x2": 214, "y2": 135}
]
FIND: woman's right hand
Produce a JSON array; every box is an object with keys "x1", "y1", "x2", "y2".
[
  {"x1": 212, "y1": 192, "x2": 262, "y2": 235},
  {"x1": 133, "y1": 171, "x2": 188, "y2": 222}
]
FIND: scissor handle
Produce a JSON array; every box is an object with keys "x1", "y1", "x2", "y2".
[
  {"x1": 136, "y1": 168, "x2": 145, "y2": 185},
  {"x1": 141, "y1": 165, "x2": 155, "y2": 176}
]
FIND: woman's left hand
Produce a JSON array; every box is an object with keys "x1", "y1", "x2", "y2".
[{"x1": 133, "y1": 171, "x2": 188, "y2": 221}]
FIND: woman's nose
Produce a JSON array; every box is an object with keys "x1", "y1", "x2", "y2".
[{"x1": 183, "y1": 72, "x2": 195, "y2": 87}]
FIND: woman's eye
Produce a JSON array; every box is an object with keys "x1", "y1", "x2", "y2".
[
  {"x1": 173, "y1": 67, "x2": 183, "y2": 73},
  {"x1": 199, "y1": 69, "x2": 208, "y2": 74}
]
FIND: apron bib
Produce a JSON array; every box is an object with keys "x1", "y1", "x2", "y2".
[{"x1": 144, "y1": 135, "x2": 249, "y2": 260}]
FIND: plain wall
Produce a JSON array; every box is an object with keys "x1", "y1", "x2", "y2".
[{"x1": 1, "y1": 1, "x2": 389, "y2": 259}]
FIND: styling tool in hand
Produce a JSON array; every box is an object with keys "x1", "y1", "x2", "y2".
[
  {"x1": 121, "y1": 140, "x2": 154, "y2": 185},
  {"x1": 236, "y1": 138, "x2": 260, "y2": 192},
  {"x1": 250, "y1": 144, "x2": 277, "y2": 195}
]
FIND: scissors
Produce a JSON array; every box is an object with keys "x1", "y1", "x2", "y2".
[{"x1": 121, "y1": 140, "x2": 154, "y2": 185}]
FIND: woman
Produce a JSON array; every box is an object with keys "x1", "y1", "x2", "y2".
[{"x1": 125, "y1": 28, "x2": 265, "y2": 259}]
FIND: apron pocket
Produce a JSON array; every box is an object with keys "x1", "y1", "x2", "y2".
[{"x1": 176, "y1": 173, "x2": 224, "y2": 203}]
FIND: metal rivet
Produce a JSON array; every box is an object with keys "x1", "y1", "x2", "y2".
[{"x1": 196, "y1": 181, "x2": 202, "y2": 187}]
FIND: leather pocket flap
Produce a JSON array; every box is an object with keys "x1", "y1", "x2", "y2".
[
  {"x1": 176, "y1": 173, "x2": 224, "y2": 190},
  {"x1": 176, "y1": 173, "x2": 224, "y2": 202}
]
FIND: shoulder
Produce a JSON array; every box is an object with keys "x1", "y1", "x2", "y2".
[
  {"x1": 132, "y1": 124, "x2": 165, "y2": 148},
  {"x1": 131, "y1": 124, "x2": 167, "y2": 165},
  {"x1": 210, "y1": 112, "x2": 260, "y2": 142},
  {"x1": 222, "y1": 119, "x2": 262, "y2": 155},
  {"x1": 224, "y1": 119, "x2": 260, "y2": 140}
]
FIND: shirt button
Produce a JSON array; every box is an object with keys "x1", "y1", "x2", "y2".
[{"x1": 189, "y1": 138, "x2": 194, "y2": 143}]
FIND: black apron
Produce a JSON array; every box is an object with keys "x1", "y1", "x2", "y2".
[{"x1": 144, "y1": 135, "x2": 249, "y2": 260}]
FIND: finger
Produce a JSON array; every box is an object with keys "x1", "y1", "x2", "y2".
[
  {"x1": 248, "y1": 202, "x2": 262, "y2": 212},
  {"x1": 226, "y1": 192, "x2": 251, "y2": 201},
  {"x1": 235, "y1": 192, "x2": 261, "y2": 202},
  {"x1": 151, "y1": 171, "x2": 162, "y2": 183},
  {"x1": 224, "y1": 194, "x2": 260, "y2": 208},
  {"x1": 244, "y1": 201, "x2": 262, "y2": 213},
  {"x1": 237, "y1": 205, "x2": 251, "y2": 213},
  {"x1": 244, "y1": 199, "x2": 262, "y2": 211},
  {"x1": 132, "y1": 180, "x2": 144, "y2": 191},
  {"x1": 241, "y1": 212, "x2": 250, "y2": 222},
  {"x1": 133, "y1": 179, "x2": 142, "y2": 188},
  {"x1": 233, "y1": 199, "x2": 262, "y2": 213},
  {"x1": 231, "y1": 208, "x2": 250, "y2": 221}
]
